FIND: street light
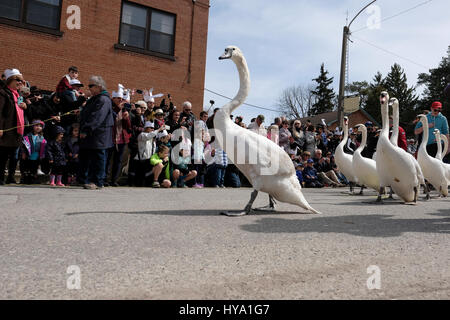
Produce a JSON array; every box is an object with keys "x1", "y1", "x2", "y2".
[{"x1": 337, "y1": 0, "x2": 377, "y2": 129}]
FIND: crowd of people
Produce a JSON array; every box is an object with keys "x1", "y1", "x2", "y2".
[{"x1": 0, "y1": 66, "x2": 449, "y2": 190}]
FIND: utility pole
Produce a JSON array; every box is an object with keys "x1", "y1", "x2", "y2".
[
  {"x1": 337, "y1": 26, "x2": 349, "y2": 130},
  {"x1": 337, "y1": 0, "x2": 377, "y2": 128}
]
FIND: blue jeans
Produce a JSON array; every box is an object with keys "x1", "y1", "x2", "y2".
[
  {"x1": 207, "y1": 164, "x2": 226, "y2": 187},
  {"x1": 78, "y1": 148, "x2": 107, "y2": 187}
]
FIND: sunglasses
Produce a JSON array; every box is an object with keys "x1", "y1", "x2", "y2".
[{"x1": 88, "y1": 84, "x2": 97, "y2": 88}]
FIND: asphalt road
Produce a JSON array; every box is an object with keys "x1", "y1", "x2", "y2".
[{"x1": 0, "y1": 185, "x2": 449, "y2": 300}]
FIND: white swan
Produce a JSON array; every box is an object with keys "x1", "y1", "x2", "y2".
[
  {"x1": 442, "y1": 135, "x2": 449, "y2": 159},
  {"x1": 416, "y1": 114, "x2": 448, "y2": 197},
  {"x1": 375, "y1": 92, "x2": 419, "y2": 203},
  {"x1": 390, "y1": 98, "x2": 429, "y2": 199},
  {"x1": 334, "y1": 116, "x2": 358, "y2": 193},
  {"x1": 352, "y1": 124, "x2": 380, "y2": 192},
  {"x1": 214, "y1": 46, "x2": 320, "y2": 215},
  {"x1": 433, "y1": 129, "x2": 450, "y2": 183}
]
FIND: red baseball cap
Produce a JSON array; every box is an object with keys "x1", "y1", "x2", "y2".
[{"x1": 431, "y1": 101, "x2": 442, "y2": 109}]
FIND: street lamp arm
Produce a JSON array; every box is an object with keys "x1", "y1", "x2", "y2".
[{"x1": 348, "y1": 0, "x2": 377, "y2": 29}]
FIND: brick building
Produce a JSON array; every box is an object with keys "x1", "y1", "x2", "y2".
[
  {"x1": 299, "y1": 108, "x2": 380, "y2": 131},
  {"x1": 0, "y1": 0, "x2": 210, "y2": 115}
]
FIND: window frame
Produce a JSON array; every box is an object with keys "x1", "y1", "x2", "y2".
[
  {"x1": 117, "y1": 1, "x2": 177, "y2": 60},
  {"x1": 0, "y1": 0, "x2": 63, "y2": 36}
]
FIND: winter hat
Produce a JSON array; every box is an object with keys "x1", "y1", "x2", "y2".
[
  {"x1": 55, "y1": 126, "x2": 65, "y2": 134},
  {"x1": 307, "y1": 159, "x2": 314, "y2": 164},
  {"x1": 294, "y1": 162, "x2": 304, "y2": 168},
  {"x1": 144, "y1": 121, "x2": 154, "y2": 129},
  {"x1": 4, "y1": 68, "x2": 22, "y2": 80},
  {"x1": 135, "y1": 100, "x2": 147, "y2": 110},
  {"x1": 157, "y1": 130, "x2": 169, "y2": 139},
  {"x1": 32, "y1": 120, "x2": 45, "y2": 129}
]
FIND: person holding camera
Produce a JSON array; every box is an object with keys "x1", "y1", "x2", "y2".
[{"x1": 106, "y1": 91, "x2": 132, "y2": 187}]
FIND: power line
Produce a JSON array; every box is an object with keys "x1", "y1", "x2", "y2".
[
  {"x1": 351, "y1": 35, "x2": 430, "y2": 70},
  {"x1": 204, "y1": 88, "x2": 280, "y2": 112},
  {"x1": 352, "y1": 0, "x2": 434, "y2": 33}
]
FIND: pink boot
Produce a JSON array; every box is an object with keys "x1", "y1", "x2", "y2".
[
  {"x1": 56, "y1": 175, "x2": 65, "y2": 187},
  {"x1": 50, "y1": 175, "x2": 56, "y2": 186}
]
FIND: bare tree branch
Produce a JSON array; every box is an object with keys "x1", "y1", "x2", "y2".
[{"x1": 276, "y1": 84, "x2": 315, "y2": 119}]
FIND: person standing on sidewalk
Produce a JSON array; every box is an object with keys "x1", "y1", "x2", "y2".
[
  {"x1": 78, "y1": 76, "x2": 114, "y2": 189},
  {"x1": 0, "y1": 69, "x2": 26, "y2": 185}
]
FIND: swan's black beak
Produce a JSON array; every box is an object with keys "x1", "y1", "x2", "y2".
[{"x1": 219, "y1": 51, "x2": 232, "y2": 60}]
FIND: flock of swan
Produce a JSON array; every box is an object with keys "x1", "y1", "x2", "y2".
[{"x1": 215, "y1": 46, "x2": 448, "y2": 217}]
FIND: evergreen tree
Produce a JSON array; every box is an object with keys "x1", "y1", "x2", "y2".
[
  {"x1": 417, "y1": 46, "x2": 450, "y2": 121},
  {"x1": 309, "y1": 63, "x2": 336, "y2": 116},
  {"x1": 364, "y1": 72, "x2": 385, "y2": 126},
  {"x1": 384, "y1": 63, "x2": 418, "y2": 133}
]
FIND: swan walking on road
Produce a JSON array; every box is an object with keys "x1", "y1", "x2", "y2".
[
  {"x1": 352, "y1": 124, "x2": 380, "y2": 192},
  {"x1": 375, "y1": 92, "x2": 419, "y2": 204},
  {"x1": 390, "y1": 98, "x2": 429, "y2": 200},
  {"x1": 335, "y1": 116, "x2": 359, "y2": 194},
  {"x1": 434, "y1": 129, "x2": 450, "y2": 183},
  {"x1": 215, "y1": 46, "x2": 321, "y2": 216},
  {"x1": 414, "y1": 120, "x2": 449, "y2": 197}
]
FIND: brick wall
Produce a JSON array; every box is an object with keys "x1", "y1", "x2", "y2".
[
  {"x1": 0, "y1": 0, "x2": 210, "y2": 116},
  {"x1": 328, "y1": 110, "x2": 373, "y2": 131}
]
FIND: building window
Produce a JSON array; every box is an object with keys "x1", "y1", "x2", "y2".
[
  {"x1": 0, "y1": 0, "x2": 62, "y2": 31},
  {"x1": 119, "y1": 1, "x2": 176, "y2": 56}
]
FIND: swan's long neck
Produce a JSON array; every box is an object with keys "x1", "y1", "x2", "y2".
[
  {"x1": 221, "y1": 56, "x2": 250, "y2": 116},
  {"x1": 390, "y1": 103, "x2": 399, "y2": 146},
  {"x1": 419, "y1": 117, "x2": 429, "y2": 151},
  {"x1": 442, "y1": 135, "x2": 449, "y2": 160},
  {"x1": 436, "y1": 132, "x2": 443, "y2": 159},
  {"x1": 380, "y1": 102, "x2": 390, "y2": 139},
  {"x1": 356, "y1": 126, "x2": 367, "y2": 153},
  {"x1": 337, "y1": 121, "x2": 349, "y2": 152}
]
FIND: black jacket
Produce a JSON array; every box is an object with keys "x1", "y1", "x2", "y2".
[
  {"x1": 0, "y1": 80, "x2": 22, "y2": 147},
  {"x1": 79, "y1": 92, "x2": 114, "y2": 150}
]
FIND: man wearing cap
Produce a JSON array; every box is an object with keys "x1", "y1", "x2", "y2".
[
  {"x1": 131, "y1": 121, "x2": 164, "y2": 186},
  {"x1": 414, "y1": 101, "x2": 449, "y2": 157},
  {"x1": 0, "y1": 68, "x2": 26, "y2": 184},
  {"x1": 303, "y1": 159, "x2": 323, "y2": 188},
  {"x1": 247, "y1": 114, "x2": 267, "y2": 136}
]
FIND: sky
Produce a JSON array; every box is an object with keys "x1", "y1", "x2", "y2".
[{"x1": 202, "y1": 0, "x2": 450, "y2": 124}]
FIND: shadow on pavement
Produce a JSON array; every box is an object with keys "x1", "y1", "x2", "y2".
[
  {"x1": 239, "y1": 208, "x2": 450, "y2": 238},
  {"x1": 65, "y1": 209, "x2": 303, "y2": 216}
]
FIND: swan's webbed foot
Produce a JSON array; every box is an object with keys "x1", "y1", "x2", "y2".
[
  {"x1": 254, "y1": 195, "x2": 276, "y2": 212},
  {"x1": 222, "y1": 190, "x2": 258, "y2": 217},
  {"x1": 388, "y1": 187, "x2": 395, "y2": 199},
  {"x1": 359, "y1": 186, "x2": 365, "y2": 195},
  {"x1": 374, "y1": 187, "x2": 385, "y2": 204}
]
